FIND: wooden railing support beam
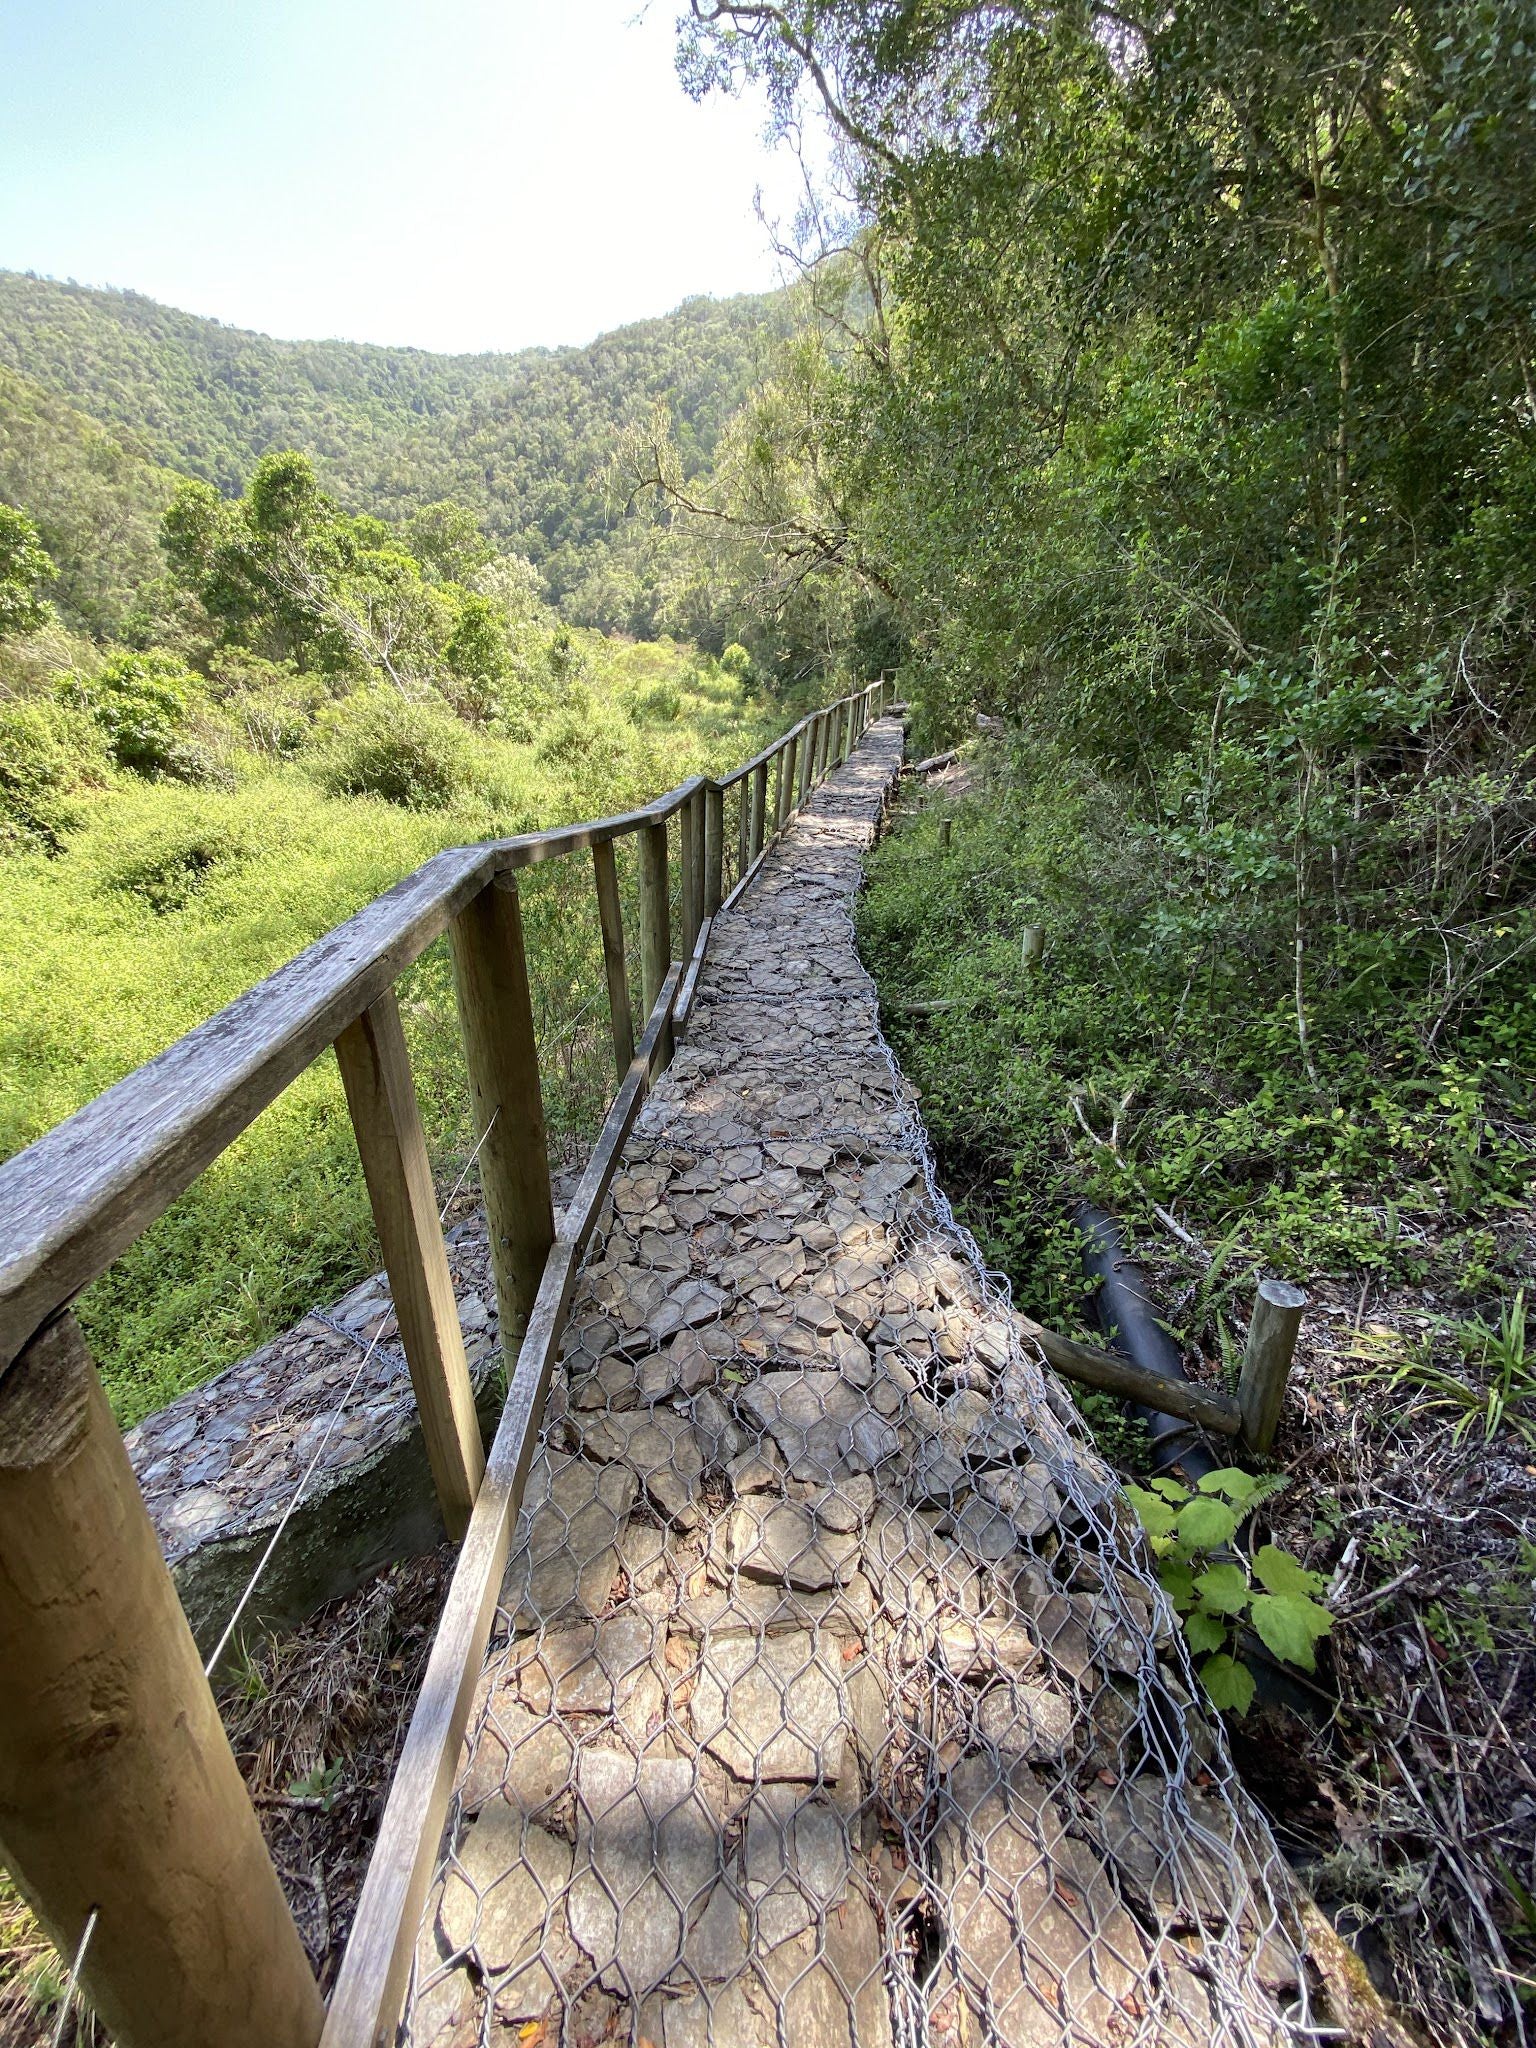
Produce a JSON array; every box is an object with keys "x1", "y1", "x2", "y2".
[
  {"x1": 750, "y1": 760, "x2": 769, "y2": 863},
  {"x1": 590, "y1": 839, "x2": 634, "y2": 1083},
  {"x1": 335, "y1": 991, "x2": 486, "y2": 1536},
  {"x1": 704, "y1": 785, "x2": 724, "y2": 916},
  {"x1": 0, "y1": 1312, "x2": 325, "y2": 2048},
  {"x1": 637, "y1": 818, "x2": 671, "y2": 1007},
  {"x1": 449, "y1": 877, "x2": 556, "y2": 1358},
  {"x1": 777, "y1": 735, "x2": 797, "y2": 832},
  {"x1": 678, "y1": 788, "x2": 701, "y2": 960},
  {"x1": 734, "y1": 781, "x2": 749, "y2": 892}
]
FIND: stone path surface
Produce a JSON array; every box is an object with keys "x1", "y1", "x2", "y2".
[{"x1": 407, "y1": 722, "x2": 1301, "y2": 2048}]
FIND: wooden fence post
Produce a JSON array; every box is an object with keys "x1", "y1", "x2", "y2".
[
  {"x1": 777, "y1": 735, "x2": 798, "y2": 831},
  {"x1": 449, "y1": 876, "x2": 556, "y2": 1355},
  {"x1": 750, "y1": 760, "x2": 769, "y2": 863},
  {"x1": 734, "y1": 781, "x2": 749, "y2": 892},
  {"x1": 798, "y1": 723, "x2": 814, "y2": 808},
  {"x1": 637, "y1": 818, "x2": 671, "y2": 1007},
  {"x1": 679, "y1": 789, "x2": 700, "y2": 958},
  {"x1": 591, "y1": 839, "x2": 635, "y2": 1082},
  {"x1": 704, "y1": 785, "x2": 724, "y2": 916},
  {"x1": 0, "y1": 1312, "x2": 325, "y2": 2048},
  {"x1": 335, "y1": 991, "x2": 485, "y2": 1536},
  {"x1": 1238, "y1": 1279, "x2": 1308, "y2": 1452},
  {"x1": 1021, "y1": 924, "x2": 1045, "y2": 970},
  {"x1": 690, "y1": 789, "x2": 706, "y2": 928}
]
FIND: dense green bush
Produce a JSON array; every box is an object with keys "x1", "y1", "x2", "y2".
[
  {"x1": 0, "y1": 697, "x2": 108, "y2": 850},
  {"x1": 307, "y1": 691, "x2": 483, "y2": 810},
  {"x1": 628, "y1": 679, "x2": 683, "y2": 724},
  {"x1": 60, "y1": 647, "x2": 208, "y2": 779},
  {"x1": 859, "y1": 753, "x2": 1534, "y2": 1335},
  {"x1": 102, "y1": 815, "x2": 253, "y2": 913}
]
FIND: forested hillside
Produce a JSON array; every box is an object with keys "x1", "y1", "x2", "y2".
[
  {"x1": 0, "y1": 271, "x2": 788, "y2": 630},
  {"x1": 0, "y1": 279, "x2": 801, "y2": 1426}
]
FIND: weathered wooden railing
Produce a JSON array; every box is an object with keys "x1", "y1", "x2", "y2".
[{"x1": 0, "y1": 676, "x2": 894, "y2": 2048}]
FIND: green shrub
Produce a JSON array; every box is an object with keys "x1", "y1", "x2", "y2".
[
  {"x1": 1126, "y1": 1468, "x2": 1332, "y2": 1714},
  {"x1": 60, "y1": 648, "x2": 207, "y2": 780},
  {"x1": 0, "y1": 697, "x2": 109, "y2": 850},
  {"x1": 535, "y1": 705, "x2": 595, "y2": 766},
  {"x1": 308, "y1": 691, "x2": 480, "y2": 810},
  {"x1": 629, "y1": 679, "x2": 682, "y2": 724}
]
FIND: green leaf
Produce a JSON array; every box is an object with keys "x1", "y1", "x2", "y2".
[
  {"x1": 1158, "y1": 1558, "x2": 1196, "y2": 1610},
  {"x1": 1183, "y1": 1608, "x2": 1228, "y2": 1654},
  {"x1": 1194, "y1": 1562, "x2": 1250, "y2": 1614},
  {"x1": 1199, "y1": 1654, "x2": 1256, "y2": 1715},
  {"x1": 1126, "y1": 1485, "x2": 1178, "y2": 1540},
  {"x1": 1148, "y1": 1476, "x2": 1190, "y2": 1503},
  {"x1": 1197, "y1": 1466, "x2": 1259, "y2": 1502},
  {"x1": 1250, "y1": 1592, "x2": 1333, "y2": 1671},
  {"x1": 1175, "y1": 1496, "x2": 1239, "y2": 1552},
  {"x1": 1252, "y1": 1543, "x2": 1325, "y2": 1599}
]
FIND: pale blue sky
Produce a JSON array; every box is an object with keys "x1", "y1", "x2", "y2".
[{"x1": 0, "y1": 1, "x2": 808, "y2": 352}]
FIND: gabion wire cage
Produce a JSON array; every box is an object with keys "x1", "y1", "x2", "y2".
[{"x1": 406, "y1": 722, "x2": 1308, "y2": 2048}]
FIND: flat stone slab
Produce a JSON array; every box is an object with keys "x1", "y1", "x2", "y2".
[{"x1": 692, "y1": 1630, "x2": 849, "y2": 1783}]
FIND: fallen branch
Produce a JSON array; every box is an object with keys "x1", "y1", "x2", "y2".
[
  {"x1": 909, "y1": 749, "x2": 960, "y2": 776},
  {"x1": 1018, "y1": 1314, "x2": 1242, "y2": 1436}
]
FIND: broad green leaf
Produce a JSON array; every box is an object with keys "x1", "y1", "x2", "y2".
[
  {"x1": 1183, "y1": 1608, "x2": 1227, "y2": 1654},
  {"x1": 1197, "y1": 1466, "x2": 1259, "y2": 1502},
  {"x1": 1158, "y1": 1558, "x2": 1196, "y2": 1610},
  {"x1": 1252, "y1": 1543, "x2": 1324, "y2": 1599},
  {"x1": 1148, "y1": 1476, "x2": 1190, "y2": 1503},
  {"x1": 1194, "y1": 1562, "x2": 1250, "y2": 1614},
  {"x1": 1175, "y1": 1496, "x2": 1238, "y2": 1552},
  {"x1": 1250, "y1": 1592, "x2": 1333, "y2": 1671},
  {"x1": 1126, "y1": 1485, "x2": 1178, "y2": 1540},
  {"x1": 1199, "y1": 1654, "x2": 1256, "y2": 1716}
]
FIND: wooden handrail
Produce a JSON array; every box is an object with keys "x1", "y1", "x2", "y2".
[
  {"x1": 0, "y1": 667, "x2": 895, "y2": 2048},
  {"x1": 0, "y1": 683, "x2": 889, "y2": 1375}
]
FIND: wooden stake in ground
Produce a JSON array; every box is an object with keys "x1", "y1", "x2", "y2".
[
  {"x1": 1239, "y1": 1278, "x2": 1308, "y2": 1452},
  {"x1": 0, "y1": 1313, "x2": 324, "y2": 2048}
]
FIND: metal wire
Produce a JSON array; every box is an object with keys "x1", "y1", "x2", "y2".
[{"x1": 48, "y1": 1907, "x2": 98, "y2": 2048}]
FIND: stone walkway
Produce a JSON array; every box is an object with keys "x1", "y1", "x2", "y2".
[{"x1": 407, "y1": 721, "x2": 1301, "y2": 2048}]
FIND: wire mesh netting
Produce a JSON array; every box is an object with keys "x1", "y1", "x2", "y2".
[{"x1": 405, "y1": 720, "x2": 1310, "y2": 2048}]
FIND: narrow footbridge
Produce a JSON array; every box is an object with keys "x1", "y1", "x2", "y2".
[{"x1": 0, "y1": 685, "x2": 1304, "y2": 2048}]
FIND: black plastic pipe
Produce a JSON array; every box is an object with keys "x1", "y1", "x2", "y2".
[
  {"x1": 1078, "y1": 1201, "x2": 1318, "y2": 1715},
  {"x1": 1077, "y1": 1202, "x2": 1222, "y2": 1482}
]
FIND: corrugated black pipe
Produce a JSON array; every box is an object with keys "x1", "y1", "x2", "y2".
[
  {"x1": 1077, "y1": 1201, "x2": 1219, "y2": 1482},
  {"x1": 1077, "y1": 1201, "x2": 1317, "y2": 1717}
]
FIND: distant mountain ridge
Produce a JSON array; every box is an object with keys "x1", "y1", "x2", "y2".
[{"x1": 0, "y1": 270, "x2": 787, "y2": 616}]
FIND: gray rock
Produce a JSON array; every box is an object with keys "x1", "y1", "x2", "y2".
[
  {"x1": 577, "y1": 1410, "x2": 705, "y2": 1528},
  {"x1": 738, "y1": 1372, "x2": 878, "y2": 1483},
  {"x1": 460, "y1": 1688, "x2": 576, "y2": 1816},
  {"x1": 511, "y1": 1610, "x2": 655, "y2": 1714},
  {"x1": 503, "y1": 1451, "x2": 637, "y2": 1627},
  {"x1": 744, "y1": 1785, "x2": 850, "y2": 1948},
  {"x1": 691, "y1": 1631, "x2": 848, "y2": 1782},
  {"x1": 439, "y1": 1807, "x2": 572, "y2": 1975},
  {"x1": 568, "y1": 1751, "x2": 719, "y2": 1993},
  {"x1": 725, "y1": 1501, "x2": 858, "y2": 1590}
]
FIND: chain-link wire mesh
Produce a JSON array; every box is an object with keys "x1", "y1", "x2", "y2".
[{"x1": 405, "y1": 720, "x2": 1311, "y2": 2048}]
